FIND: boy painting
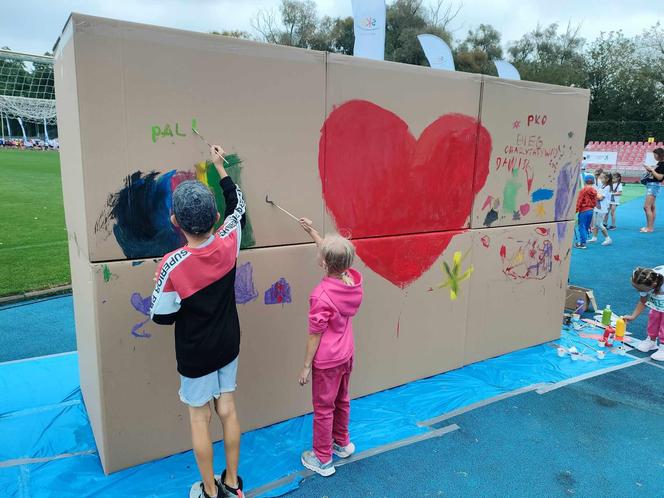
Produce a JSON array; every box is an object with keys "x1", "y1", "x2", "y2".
[{"x1": 151, "y1": 145, "x2": 246, "y2": 498}]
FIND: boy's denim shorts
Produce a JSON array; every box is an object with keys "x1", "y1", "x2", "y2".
[
  {"x1": 646, "y1": 183, "x2": 661, "y2": 197},
  {"x1": 179, "y1": 356, "x2": 239, "y2": 407}
]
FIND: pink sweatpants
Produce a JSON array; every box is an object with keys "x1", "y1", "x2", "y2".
[
  {"x1": 312, "y1": 357, "x2": 353, "y2": 463},
  {"x1": 647, "y1": 309, "x2": 664, "y2": 341}
]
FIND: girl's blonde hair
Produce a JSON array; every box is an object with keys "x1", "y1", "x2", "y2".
[{"x1": 320, "y1": 234, "x2": 355, "y2": 276}]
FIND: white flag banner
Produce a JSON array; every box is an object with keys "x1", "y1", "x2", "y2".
[
  {"x1": 351, "y1": 0, "x2": 386, "y2": 60},
  {"x1": 494, "y1": 60, "x2": 521, "y2": 80},
  {"x1": 417, "y1": 34, "x2": 455, "y2": 71}
]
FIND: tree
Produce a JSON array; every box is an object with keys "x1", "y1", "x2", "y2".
[
  {"x1": 385, "y1": 0, "x2": 454, "y2": 65},
  {"x1": 454, "y1": 24, "x2": 502, "y2": 75},
  {"x1": 210, "y1": 30, "x2": 252, "y2": 39},
  {"x1": 508, "y1": 23, "x2": 587, "y2": 86},
  {"x1": 252, "y1": 0, "x2": 323, "y2": 49},
  {"x1": 585, "y1": 30, "x2": 663, "y2": 122}
]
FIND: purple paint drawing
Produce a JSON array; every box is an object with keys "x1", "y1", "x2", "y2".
[
  {"x1": 130, "y1": 292, "x2": 152, "y2": 338},
  {"x1": 554, "y1": 162, "x2": 581, "y2": 240},
  {"x1": 264, "y1": 278, "x2": 292, "y2": 305},
  {"x1": 235, "y1": 262, "x2": 259, "y2": 304}
]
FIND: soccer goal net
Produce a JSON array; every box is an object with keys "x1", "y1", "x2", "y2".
[{"x1": 0, "y1": 49, "x2": 57, "y2": 144}]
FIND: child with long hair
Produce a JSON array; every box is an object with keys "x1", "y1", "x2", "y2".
[
  {"x1": 607, "y1": 172, "x2": 623, "y2": 230},
  {"x1": 624, "y1": 266, "x2": 664, "y2": 361},
  {"x1": 574, "y1": 174, "x2": 598, "y2": 249},
  {"x1": 589, "y1": 171, "x2": 612, "y2": 246},
  {"x1": 297, "y1": 218, "x2": 364, "y2": 476}
]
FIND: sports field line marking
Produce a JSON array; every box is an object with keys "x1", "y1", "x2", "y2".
[
  {"x1": 0, "y1": 350, "x2": 76, "y2": 366},
  {"x1": 416, "y1": 383, "x2": 548, "y2": 427},
  {"x1": 245, "y1": 424, "x2": 459, "y2": 497},
  {"x1": 643, "y1": 360, "x2": 664, "y2": 371},
  {"x1": 0, "y1": 450, "x2": 96, "y2": 469},
  {"x1": 0, "y1": 240, "x2": 67, "y2": 251},
  {"x1": 535, "y1": 358, "x2": 646, "y2": 394}
]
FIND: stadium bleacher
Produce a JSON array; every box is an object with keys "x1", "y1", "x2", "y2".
[{"x1": 585, "y1": 141, "x2": 663, "y2": 180}]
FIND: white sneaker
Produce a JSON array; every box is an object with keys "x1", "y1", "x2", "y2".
[
  {"x1": 601, "y1": 237, "x2": 612, "y2": 246},
  {"x1": 588, "y1": 237, "x2": 597, "y2": 243},
  {"x1": 333, "y1": 441, "x2": 355, "y2": 458},
  {"x1": 636, "y1": 337, "x2": 658, "y2": 353},
  {"x1": 651, "y1": 344, "x2": 664, "y2": 362}
]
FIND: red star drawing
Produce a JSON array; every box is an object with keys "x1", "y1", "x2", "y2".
[{"x1": 513, "y1": 120, "x2": 521, "y2": 129}]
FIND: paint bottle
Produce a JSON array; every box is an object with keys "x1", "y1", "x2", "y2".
[
  {"x1": 603, "y1": 326, "x2": 615, "y2": 348},
  {"x1": 615, "y1": 317, "x2": 626, "y2": 351},
  {"x1": 601, "y1": 305, "x2": 612, "y2": 326},
  {"x1": 574, "y1": 298, "x2": 585, "y2": 315}
]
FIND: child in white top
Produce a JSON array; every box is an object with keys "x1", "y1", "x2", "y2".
[
  {"x1": 624, "y1": 266, "x2": 664, "y2": 361},
  {"x1": 607, "y1": 172, "x2": 622, "y2": 230},
  {"x1": 589, "y1": 172, "x2": 612, "y2": 246}
]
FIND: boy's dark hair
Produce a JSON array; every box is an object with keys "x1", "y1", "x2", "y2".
[
  {"x1": 632, "y1": 267, "x2": 664, "y2": 292},
  {"x1": 654, "y1": 147, "x2": 664, "y2": 159},
  {"x1": 172, "y1": 180, "x2": 217, "y2": 235}
]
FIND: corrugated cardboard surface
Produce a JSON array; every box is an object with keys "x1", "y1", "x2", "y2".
[
  {"x1": 87, "y1": 235, "x2": 472, "y2": 472},
  {"x1": 58, "y1": 14, "x2": 326, "y2": 262},
  {"x1": 471, "y1": 78, "x2": 590, "y2": 228},
  {"x1": 323, "y1": 54, "x2": 483, "y2": 238},
  {"x1": 53, "y1": 13, "x2": 588, "y2": 475},
  {"x1": 464, "y1": 221, "x2": 575, "y2": 364}
]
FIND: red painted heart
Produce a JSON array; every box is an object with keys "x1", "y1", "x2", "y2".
[{"x1": 319, "y1": 100, "x2": 492, "y2": 288}]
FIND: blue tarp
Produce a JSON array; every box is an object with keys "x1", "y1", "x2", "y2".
[{"x1": 0, "y1": 324, "x2": 635, "y2": 497}]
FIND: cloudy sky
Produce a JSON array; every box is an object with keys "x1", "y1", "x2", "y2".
[{"x1": 1, "y1": 0, "x2": 658, "y2": 55}]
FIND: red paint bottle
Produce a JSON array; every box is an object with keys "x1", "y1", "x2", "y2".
[{"x1": 603, "y1": 326, "x2": 615, "y2": 348}]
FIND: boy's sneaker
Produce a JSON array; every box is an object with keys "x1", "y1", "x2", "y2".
[
  {"x1": 608, "y1": 226, "x2": 617, "y2": 230},
  {"x1": 636, "y1": 337, "x2": 658, "y2": 353},
  {"x1": 574, "y1": 243, "x2": 586, "y2": 249},
  {"x1": 588, "y1": 237, "x2": 597, "y2": 243},
  {"x1": 333, "y1": 442, "x2": 356, "y2": 458},
  {"x1": 190, "y1": 478, "x2": 220, "y2": 498},
  {"x1": 601, "y1": 237, "x2": 612, "y2": 246},
  {"x1": 651, "y1": 344, "x2": 664, "y2": 362},
  {"x1": 301, "y1": 450, "x2": 336, "y2": 477},
  {"x1": 218, "y1": 470, "x2": 244, "y2": 497}
]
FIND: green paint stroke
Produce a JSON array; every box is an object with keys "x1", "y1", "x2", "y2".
[
  {"x1": 102, "y1": 264, "x2": 112, "y2": 283},
  {"x1": 503, "y1": 169, "x2": 522, "y2": 213},
  {"x1": 206, "y1": 154, "x2": 256, "y2": 249}
]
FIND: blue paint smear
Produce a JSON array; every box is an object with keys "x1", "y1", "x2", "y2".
[
  {"x1": 264, "y1": 278, "x2": 292, "y2": 305},
  {"x1": 106, "y1": 170, "x2": 185, "y2": 259},
  {"x1": 531, "y1": 188, "x2": 554, "y2": 202}
]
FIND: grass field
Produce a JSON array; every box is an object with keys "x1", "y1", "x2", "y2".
[
  {"x1": 0, "y1": 149, "x2": 651, "y2": 297},
  {"x1": 0, "y1": 149, "x2": 70, "y2": 296}
]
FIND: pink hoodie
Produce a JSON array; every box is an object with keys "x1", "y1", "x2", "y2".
[{"x1": 308, "y1": 268, "x2": 363, "y2": 369}]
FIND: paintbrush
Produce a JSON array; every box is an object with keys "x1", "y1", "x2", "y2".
[
  {"x1": 265, "y1": 195, "x2": 300, "y2": 222},
  {"x1": 192, "y1": 127, "x2": 230, "y2": 165}
]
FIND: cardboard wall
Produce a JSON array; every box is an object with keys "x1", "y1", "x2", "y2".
[
  {"x1": 464, "y1": 220, "x2": 575, "y2": 364},
  {"x1": 88, "y1": 235, "x2": 472, "y2": 472},
  {"x1": 471, "y1": 78, "x2": 590, "y2": 229},
  {"x1": 57, "y1": 14, "x2": 326, "y2": 263},
  {"x1": 322, "y1": 54, "x2": 483, "y2": 238},
  {"x1": 53, "y1": 13, "x2": 589, "y2": 475}
]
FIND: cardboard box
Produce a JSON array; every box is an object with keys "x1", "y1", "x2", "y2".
[
  {"x1": 464, "y1": 221, "x2": 575, "y2": 364},
  {"x1": 565, "y1": 285, "x2": 598, "y2": 313},
  {"x1": 54, "y1": 13, "x2": 326, "y2": 262},
  {"x1": 471, "y1": 77, "x2": 590, "y2": 229},
  {"x1": 323, "y1": 54, "x2": 483, "y2": 238},
  {"x1": 78, "y1": 233, "x2": 473, "y2": 473}
]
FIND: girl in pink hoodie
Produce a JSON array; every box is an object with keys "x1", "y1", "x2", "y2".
[{"x1": 297, "y1": 218, "x2": 364, "y2": 477}]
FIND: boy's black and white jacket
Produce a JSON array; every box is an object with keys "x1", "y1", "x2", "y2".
[{"x1": 150, "y1": 176, "x2": 246, "y2": 378}]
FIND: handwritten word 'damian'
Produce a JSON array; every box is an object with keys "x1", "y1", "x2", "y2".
[
  {"x1": 151, "y1": 119, "x2": 197, "y2": 143},
  {"x1": 527, "y1": 114, "x2": 547, "y2": 126}
]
